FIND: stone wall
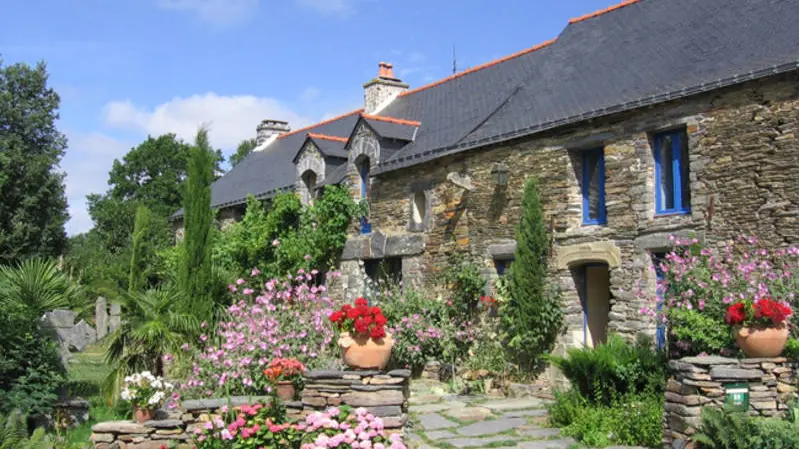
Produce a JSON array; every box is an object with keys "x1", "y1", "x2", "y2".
[
  {"x1": 341, "y1": 73, "x2": 799, "y2": 360},
  {"x1": 664, "y1": 356, "x2": 798, "y2": 449},
  {"x1": 90, "y1": 370, "x2": 411, "y2": 448}
]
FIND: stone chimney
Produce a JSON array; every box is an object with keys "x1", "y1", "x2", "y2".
[
  {"x1": 363, "y1": 62, "x2": 409, "y2": 114},
  {"x1": 256, "y1": 119, "x2": 291, "y2": 146}
]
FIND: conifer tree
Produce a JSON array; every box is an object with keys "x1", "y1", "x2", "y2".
[
  {"x1": 128, "y1": 205, "x2": 152, "y2": 293},
  {"x1": 178, "y1": 128, "x2": 215, "y2": 319},
  {"x1": 503, "y1": 177, "x2": 563, "y2": 369}
]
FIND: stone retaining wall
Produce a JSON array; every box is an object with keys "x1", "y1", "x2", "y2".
[
  {"x1": 664, "y1": 356, "x2": 798, "y2": 449},
  {"x1": 90, "y1": 370, "x2": 411, "y2": 448}
]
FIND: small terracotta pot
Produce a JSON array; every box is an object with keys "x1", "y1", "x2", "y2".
[
  {"x1": 736, "y1": 325, "x2": 789, "y2": 358},
  {"x1": 276, "y1": 381, "x2": 296, "y2": 401},
  {"x1": 133, "y1": 406, "x2": 156, "y2": 423},
  {"x1": 339, "y1": 331, "x2": 394, "y2": 370}
]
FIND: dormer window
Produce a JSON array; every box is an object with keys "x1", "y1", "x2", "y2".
[{"x1": 301, "y1": 170, "x2": 317, "y2": 204}]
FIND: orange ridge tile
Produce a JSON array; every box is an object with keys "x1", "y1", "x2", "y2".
[
  {"x1": 568, "y1": 0, "x2": 642, "y2": 24},
  {"x1": 279, "y1": 109, "x2": 364, "y2": 139},
  {"x1": 362, "y1": 114, "x2": 421, "y2": 127},
  {"x1": 307, "y1": 133, "x2": 349, "y2": 143},
  {"x1": 398, "y1": 38, "x2": 557, "y2": 98}
]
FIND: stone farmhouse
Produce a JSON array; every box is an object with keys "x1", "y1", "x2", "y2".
[{"x1": 177, "y1": 0, "x2": 799, "y2": 355}]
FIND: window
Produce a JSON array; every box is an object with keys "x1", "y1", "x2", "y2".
[
  {"x1": 358, "y1": 158, "x2": 371, "y2": 234},
  {"x1": 494, "y1": 259, "x2": 513, "y2": 276},
  {"x1": 301, "y1": 171, "x2": 317, "y2": 204},
  {"x1": 365, "y1": 257, "x2": 402, "y2": 284},
  {"x1": 409, "y1": 191, "x2": 427, "y2": 231},
  {"x1": 581, "y1": 148, "x2": 606, "y2": 225},
  {"x1": 654, "y1": 130, "x2": 691, "y2": 215}
]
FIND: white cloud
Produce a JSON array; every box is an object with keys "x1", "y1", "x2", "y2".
[
  {"x1": 155, "y1": 0, "x2": 259, "y2": 26},
  {"x1": 296, "y1": 0, "x2": 359, "y2": 15},
  {"x1": 104, "y1": 93, "x2": 311, "y2": 150},
  {"x1": 62, "y1": 132, "x2": 132, "y2": 235},
  {"x1": 300, "y1": 86, "x2": 321, "y2": 102}
]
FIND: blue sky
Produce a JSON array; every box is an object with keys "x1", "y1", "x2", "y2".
[{"x1": 0, "y1": 0, "x2": 619, "y2": 235}]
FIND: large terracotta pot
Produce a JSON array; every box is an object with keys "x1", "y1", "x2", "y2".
[
  {"x1": 276, "y1": 381, "x2": 296, "y2": 401},
  {"x1": 133, "y1": 406, "x2": 156, "y2": 424},
  {"x1": 736, "y1": 325, "x2": 789, "y2": 358},
  {"x1": 338, "y1": 331, "x2": 394, "y2": 370}
]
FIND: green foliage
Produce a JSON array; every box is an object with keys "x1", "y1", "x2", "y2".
[
  {"x1": 0, "y1": 271, "x2": 66, "y2": 417},
  {"x1": 63, "y1": 231, "x2": 131, "y2": 307},
  {"x1": 0, "y1": 410, "x2": 51, "y2": 449},
  {"x1": 229, "y1": 137, "x2": 257, "y2": 167},
  {"x1": 215, "y1": 185, "x2": 359, "y2": 279},
  {"x1": 502, "y1": 177, "x2": 563, "y2": 369},
  {"x1": 549, "y1": 392, "x2": 663, "y2": 447},
  {"x1": 179, "y1": 128, "x2": 216, "y2": 320},
  {"x1": 549, "y1": 334, "x2": 666, "y2": 406},
  {"x1": 0, "y1": 258, "x2": 83, "y2": 316},
  {"x1": 438, "y1": 253, "x2": 486, "y2": 321},
  {"x1": 785, "y1": 337, "x2": 799, "y2": 359},
  {"x1": 691, "y1": 406, "x2": 799, "y2": 449},
  {"x1": 128, "y1": 205, "x2": 154, "y2": 293},
  {"x1": 0, "y1": 59, "x2": 69, "y2": 264},
  {"x1": 668, "y1": 307, "x2": 735, "y2": 356}
]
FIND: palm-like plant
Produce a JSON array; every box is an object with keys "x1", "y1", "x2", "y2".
[
  {"x1": 0, "y1": 258, "x2": 83, "y2": 316},
  {"x1": 103, "y1": 286, "x2": 199, "y2": 402},
  {"x1": 0, "y1": 411, "x2": 50, "y2": 449}
]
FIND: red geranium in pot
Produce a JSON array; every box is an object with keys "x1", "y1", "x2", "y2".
[
  {"x1": 263, "y1": 357, "x2": 306, "y2": 401},
  {"x1": 329, "y1": 297, "x2": 394, "y2": 370},
  {"x1": 725, "y1": 297, "x2": 792, "y2": 357}
]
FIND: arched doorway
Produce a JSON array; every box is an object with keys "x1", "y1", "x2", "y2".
[{"x1": 576, "y1": 263, "x2": 610, "y2": 347}]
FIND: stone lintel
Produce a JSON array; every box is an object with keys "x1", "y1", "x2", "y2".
[
  {"x1": 341, "y1": 232, "x2": 424, "y2": 260},
  {"x1": 487, "y1": 242, "x2": 517, "y2": 260},
  {"x1": 634, "y1": 230, "x2": 704, "y2": 251},
  {"x1": 554, "y1": 240, "x2": 621, "y2": 270}
]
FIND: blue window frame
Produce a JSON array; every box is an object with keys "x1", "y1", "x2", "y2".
[
  {"x1": 652, "y1": 253, "x2": 667, "y2": 350},
  {"x1": 581, "y1": 148, "x2": 606, "y2": 225},
  {"x1": 654, "y1": 130, "x2": 691, "y2": 215},
  {"x1": 359, "y1": 160, "x2": 371, "y2": 234}
]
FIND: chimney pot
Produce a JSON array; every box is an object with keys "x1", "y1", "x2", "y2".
[
  {"x1": 378, "y1": 62, "x2": 395, "y2": 79},
  {"x1": 256, "y1": 119, "x2": 291, "y2": 146}
]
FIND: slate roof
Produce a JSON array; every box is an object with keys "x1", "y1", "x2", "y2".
[{"x1": 201, "y1": 0, "x2": 799, "y2": 213}]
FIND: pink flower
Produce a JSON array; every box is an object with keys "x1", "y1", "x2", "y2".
[
  {"x1": 272, "y1": 239, "x2": 280, "y2": 247},
  {"x1": 236, "y1": 278, "x2": 246, "y2": 285}
]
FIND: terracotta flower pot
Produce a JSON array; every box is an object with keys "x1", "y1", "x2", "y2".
[
  {"x1": 338, "y1": 331, "x2": 394, "y2": 370},
  {"x1": 133, "y1": 406, "x2": 156, "y2": 423},
  {"x1": 736, "y1": 325, "x2": 789, "y2": 358},
  {"x1": 276, "y1": 381, "x2": 296, "y2": 401}
]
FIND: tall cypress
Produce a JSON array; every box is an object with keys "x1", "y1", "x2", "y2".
[
  {"x1": 503, "y1": 177, "x2": 563, "y2": 369},
  {"x1": 179, "y1": 128, "x2": 214, "y2": 319},
  {"x1": 128, "y1": 205, "x2": 152, "y2": 293}
]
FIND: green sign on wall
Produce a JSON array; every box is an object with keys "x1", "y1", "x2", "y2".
[{"x1": 725, "y1": 383, "x2": 750, "y2": 410}]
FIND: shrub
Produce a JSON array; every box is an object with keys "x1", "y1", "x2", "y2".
[
  {"x1": 693, "y1": 406, "x2": 799, "y2": 449},
  {"x1": 0, "y1": 410, "x2": 51, "y2": 449},
  {"x1": 181, "y1": 270, "x2": 337, "y2": 398},
  {"x1": 551, "y1": 393, "x2": 663, "y2": 448},
  {"x1": 549, "y1": 334, "x2": 666, "y2": 406},
  {"x1": 502, "y1": 177, "x2": 563, "y2": 370},
  {"x1": 438, "y1": 254, "x2": 486, "y2": 322}
]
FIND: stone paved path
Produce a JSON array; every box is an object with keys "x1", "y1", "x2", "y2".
[{"x1": 405, "y1": 380, "x2": 649, "y2": 449}]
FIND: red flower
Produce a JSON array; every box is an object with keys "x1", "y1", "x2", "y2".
[
  {"x1": 370, "y1": 325, "x2": 386, "y2": 339},
  {"x1": 480, "y1": 296, "x2": 497, "y2": 304},
  {"x1": 329, "y1": 311, "x2": 344, "y2": 323},
  {"x1": 725, "y1": 302, "x2": 746, "y2": 325},
  {"x1": 355, "y1": 297, "x2": 368, "y2": 307},
  {"x1": 374, "y1": 313, "x2": 387, "y2": 326},
  {"x1": 347, "y1": 306, "x2": 361, "y2": 319},
  {"x1": 754, "y1": 297, "x2": 792, "y2": 325},
  {"x1": 354, "y1": 317, "x2": 369, "y2": 334}
]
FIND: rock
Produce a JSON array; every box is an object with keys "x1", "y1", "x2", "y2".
[
  {"x1": 143, "y1": 419, "x2": 183, "y2": 428},
  {"x1": 181, "y1": 396, "x2": 270, "y2": 412},
  {"x1": 369, "y1": 377, "x2": 405, "y2": 385},
  {"x1": 352, "y1": 384, "x2": 404, "y2": 392},
  {"x1": 388, "y1": 369, "x2": 411, "y2": 378},
  {"x1": 457, "y1": 417, "x2": 527, "y2": 436},
  {"x1": 341, "y1": 390, "x2": 404, "y2": 406},
  {"x1": 380, "y1": 415, "x2": 407, "y2": 428},
  {"x1": 425, "y1": 430, "x2": 457, "y2": 440},
  {"x1": 92, "y1": 421, "x2": 154, "y2": 434},
  {"x1": 508, "y1": 383, "x2": 541, "y2": 398},
  {"x1": 708, "y1": 367, "x2": 763, "y2": 380},
  {"x1": 444, "y1": 407, "x2": 492, "y2": 422},
  {"x1": 518, "y1": 428, "x2": 561, "y2": 439},
  {"x1": 501, "y1": 409, "x2": 548, "y2": 418},
  {"x1": 516, "y1": 438, "x2": 578, "y2": 449},
  {"x1": 480, "y1": 398, "x2": 550, "y2": 411},
  {"x1": 302, "y1": 397, "x2": 327, "y2": 407},
  {"x1": 91, "y1": 433, "x2": 115, "y2": 442},
  {"x1": 443, "y1": 436, "x2": 519, "y2": 448},
  {"x1": 679, "y1": 356, "x2": 737, "y2": 365},
  {"x1": 366, "y1": 406, "x2": 403, "y2": 417},
  {"x1": 410, "y1": 402, "x2": 459, "y2": 413},
  {"x1": 418, "y1": 413, "x2": 458, "y2": 430}
]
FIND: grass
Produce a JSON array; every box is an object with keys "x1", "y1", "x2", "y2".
[{"x1": 58, "y1": 344, "x2": 127, "y2": 448}]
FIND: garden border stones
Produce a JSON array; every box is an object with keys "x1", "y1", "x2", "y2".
[{"x1": 664, "y1": 356, "x2": 797, "y2": 449}]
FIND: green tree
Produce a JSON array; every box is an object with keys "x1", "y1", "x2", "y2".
[
  {"x1": 178, "y1": 128, "x2": 215, "y2": 320},
  {"x1": 86, "y1": 134, "x2": 193, "y2": 252},
  {"x1": 104, "y1": 287, "x2": 199, "y2": 398},
  {"x1": 502, "y1": 177, "x2": 563, "y2": 369},
  {"x1": 0, "y1": 258, "x2": 82, "y2": 316},
  {"x1": 229, "y1": 137, "x2": 257, "y2": 167},
  {"x1": 0, "y1": 59, "x2": 69, "y2": 264},
  {"x1": 128, "y1": 205, "x2": 153, "y2": 293}
]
